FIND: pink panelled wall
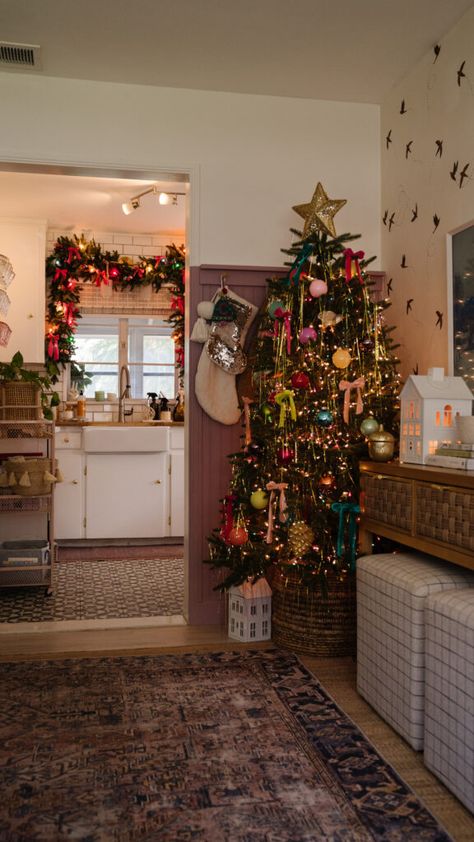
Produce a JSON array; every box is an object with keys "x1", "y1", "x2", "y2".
[{"x1": 185, "y1": 265, "x2": 285, "y2": 624}]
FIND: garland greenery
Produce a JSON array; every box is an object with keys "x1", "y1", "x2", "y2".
[{"x1": 45, "y1": 235, "x2": 185, "y2": 382}]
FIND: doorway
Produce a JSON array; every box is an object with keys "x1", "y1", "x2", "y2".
[{"x1": 0, "y1": 163, "x2": 189, "y2": 630}]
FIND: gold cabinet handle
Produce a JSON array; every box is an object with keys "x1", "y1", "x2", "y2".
[
  {"x1": 64, "y1": 437, "x2": 70, "y2": 443},
  {"x1": 72, "y1": 480, "x2": 78, "y2": 485},
  {"x1": 154, "y1": 479, "x2": 161, "y2": 484}
]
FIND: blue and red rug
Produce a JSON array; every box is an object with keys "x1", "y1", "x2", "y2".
[{"x1": 0, "y1": 649, "x2": 450, "y2": 841}]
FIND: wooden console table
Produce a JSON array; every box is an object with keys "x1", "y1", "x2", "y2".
[{"x1": 359, "y1": 460, "x2": 474, "y2": 571}]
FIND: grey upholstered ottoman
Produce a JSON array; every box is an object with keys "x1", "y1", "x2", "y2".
[
  {"x1": 357, "y1": 552, "x2": 474, "y2": 750},
  {"x1": 424, "y1": 588, "x2": 474, "y2": 812}
]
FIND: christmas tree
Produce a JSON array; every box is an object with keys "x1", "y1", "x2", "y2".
[{"x1": 206, "y1": 183, "x2": 400, "y2": 596}]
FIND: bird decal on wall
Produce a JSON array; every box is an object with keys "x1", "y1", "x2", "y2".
[
  {"x1": 459, "y1": 163, "x2": 470, "y2": 188},
  {"x1": 433, "y1": 44, "x2": 441, "y2": 63},
  {"x1": 382, "y1": 210, "x2": 388, "y2": 226},
  {"x1": 400, "y1": 99, "x2": 408, "y2": 115},
  {"x1": 387, "y1": 278, "x2": 393, "y2": 294},
  {"x1": 406, "y1": 298, "x2": 414, "y2": 314},
  {"x1": 411, "y1": 204, "x2": 418, "y2": 222},
  {"x1": 388, "y1": 212, "x2": 395, "y2": 232},
  {"x1": 457, "y1": 60, "x2": 466, "y2": 86},
  {"x1": 386, "y1": 130, "x2": 392, "y2": 149},
  {"x1": 450, "y1": 161, "x2": 459, "y2": 182},
  {"x1": 401, "y1": 254, "x2": 408, "y2": 268},
  {"x1": 435, "y1": 311, "x2": 443, "y2": 329},
  {"x1": 405, "y1": 141, "x2": 413, "y2": 159},
  {"x1": 433, "y1": 214, "x2": 440, "y2": 232},
  {"x1": 435, "y1": 139, "x2": 443, "y2": 157}
]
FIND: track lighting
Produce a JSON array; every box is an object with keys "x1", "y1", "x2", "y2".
[{"x1": 121, "y1": 186, "x2": 185, "y2": 215}]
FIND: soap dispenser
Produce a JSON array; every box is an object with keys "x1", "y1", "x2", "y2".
[
  {"x1": 147, "y1": 392, "x2": 160, "y2": 421},
  {"x1": 159, "y1": 393, "x2": 171, "y2": 422}
]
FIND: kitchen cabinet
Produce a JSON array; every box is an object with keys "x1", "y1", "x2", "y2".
[
  {"x1": 85, "y1": 452, "x2": 168, "y2": 539},
  {"x1": 169, "y1": 426, "x2": 184, "y2": 537},
  {"x1": 55, "y1": 450, "x2": 84, "y2": 539}
]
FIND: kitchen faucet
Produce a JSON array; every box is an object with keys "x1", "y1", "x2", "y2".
[{"x1": 118, "y1": 365, "x2": 133, "y2": 423}]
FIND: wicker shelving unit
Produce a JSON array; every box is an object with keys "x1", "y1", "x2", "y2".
[{"x1": 0, "y1": 420, "x2": 55, "y2": 594}]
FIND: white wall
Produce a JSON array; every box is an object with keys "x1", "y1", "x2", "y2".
[
  {"x1": 0, "y1": 218, "x2": 46, "y2": 364},
  {"x1": 381, "y1": 5, "x2": 474, "y2": 380},
  {"x1": 0, "y1": 73, "x2": 380, "y2": 269}
]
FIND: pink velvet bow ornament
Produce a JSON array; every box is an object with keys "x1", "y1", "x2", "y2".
[
  {"x1": 264, "y1": 481, "x2": 288, "y2": 544},
  {"x1": 339, "y1": 377, "x2": 365, "y2": 423}
]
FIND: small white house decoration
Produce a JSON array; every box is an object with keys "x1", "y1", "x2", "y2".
[
  {"x1": 399, "y1": 367, "x2": 473, "y2": 464},
  {"x1": 228, "y1": 578, "x2": 272, "y2": 642}
]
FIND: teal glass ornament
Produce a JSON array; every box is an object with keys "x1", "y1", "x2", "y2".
[{"x1": 316, "y1": 408, "x2": 333, "y2": 427}]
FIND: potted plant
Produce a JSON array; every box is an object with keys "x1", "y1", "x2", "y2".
[{"x1": 0, "y1": 351, "x2": 60, "y2": 420}]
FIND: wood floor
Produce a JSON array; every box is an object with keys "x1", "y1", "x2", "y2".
[{"x1": 0, "y1": 623, "x2": 473, "y2": 841}]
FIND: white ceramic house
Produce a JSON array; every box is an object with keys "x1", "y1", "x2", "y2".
[
  {"x1": 399, "y1": 367, "x2": 473, "y2": 464},
  {"x1": 228, "y1": 578, "x2": 272, "y2": 642}
]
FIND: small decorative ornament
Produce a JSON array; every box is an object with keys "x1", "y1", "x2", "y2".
[
  {"x1": 228, "y1": 525, "x2": 249, "y2": 546},
  {"x1": 250, "y1": 489, "x2": 268, "y2": 509},
  {"x1": 276, "y1": 445, "x2": 295, "y2": 465},
  {"x1": 245, "y1": 439, "x2": 265, "y2": 456},
  {"x1": 360, "y1": 337, "x2": 375, "y2": 352},
  {"x1": 367, "y1": 425, "x2": 395, "y2": 462},
  {"x1": 319, "y1": 473, "x2": 334, "y2": 488},
  {"x1": 332, "y1": 347, "x2": 351, "y2": 369},
  {"x1": 360, "y1": 416, "x2": 380, "y2": 436},
  {"x1": 319, "y1": 310, "x2": 343, "y2": 328},
  {"x1": 268, "y1": 299, "x2": 285, "y2": 318},
  {"x1": 308, "y1": 278, "x2": 328, "y2": 298},
  {"x1": 316, "y1": 408, "x2": 333, "y2": 427},
  {"x1": 261, "y1": 402, "x2": 274, "y2": 422},
  {"x1": 291, "y1": 370, "x2": 310, "y2": 390},
  {"x1": 299, "y1": 326, "x2": 317, "y2": 345},
  {"x1": 288, "y1": 520, "x2": 314, "y2": 555}
]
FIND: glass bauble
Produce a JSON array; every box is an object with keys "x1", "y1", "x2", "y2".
[
  {"x1": 250, "y1": 489, "x2": 269, "y2": 510},
  {"x1": 299, "y1": 326, "x2": 317, "y2": 345},
  {"x1": 360, "y1": 417, "x2": 379, "y2": 436},
  {"x1": 245, "y1": 439, "x2": 265, "y2": 456},
  {"x1": 319, "y1": 473, "x2": 334, "y2": 487},
  {"x1": 228, "y1": 526, "x2": 249, "y2": 546},
  {"x1": 316, "y1": 409, "x2": 333, "y2": 427},
  {"x1": 261, "y1": 402, "x2": 274, "y2": 422},
  {"x1": 360, "y1": 337, "x2": 375, "y2": 352},
  {"x1": 276, "y1": 445, "x2": 295, "y2": 465},
  {"x1": 291, "y1": 371, "x2": 310, "y2": 389},
  {"x1": 332, "y1": 348, "x2": 351, "y2": 368},
  {"x1": 309, "y1": 279, "x2": 328, "y2": 298},
  {"x1": 268, "y1": 299, "x2": 285, "y2": 318}
]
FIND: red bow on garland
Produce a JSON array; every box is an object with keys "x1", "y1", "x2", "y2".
[{"x1": 343, "y1": 248, "x2": 365, "y2": 283}]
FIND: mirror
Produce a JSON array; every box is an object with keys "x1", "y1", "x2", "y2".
[{"x1": 449, "y1": 222, "x2": 474, "y2": 390}]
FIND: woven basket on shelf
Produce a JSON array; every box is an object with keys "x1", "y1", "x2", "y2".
[
  {"x1": 3, "y1": 457, "x2": 55, "y2": 496},
  {"x1": 271, "y1": 568, "x2": 356, "y2": 657},
  {"x1": 0, "y1": 382, "x2": 42, "y2": 420}
]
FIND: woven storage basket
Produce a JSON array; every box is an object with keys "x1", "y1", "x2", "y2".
[
  {"x1": 271, "y1": 568, "x2": 356, "y2": 657},
  {"x1": 4, "y1": 457, "x2": 54, "y2": 496},
  {"x1": 0, "y1": 382, "x2": 42, "y2": 420}
]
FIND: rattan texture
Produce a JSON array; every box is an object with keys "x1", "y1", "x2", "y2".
[
  {"x1": 361, "y1": 475, "x2": 412, "y2": 531},
  {"x1": 271, "y1": 570, "x2": 356, "y2": 657},
  {"x1": 0, "y1": 382, "x2": 42, "y2": 420},
  {"x1": 79, "y1": 283, "x2": 172, "y2": 315},
  {"x1": 4, "y1": 457, "x2": 54, "y2": 497},
  {"x1": 415, "y1": 485, "x2": 474, "y2": 552}
]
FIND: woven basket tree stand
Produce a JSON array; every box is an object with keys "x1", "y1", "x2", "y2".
[{"x1": 271, "y1": 568, "x2": 356, "y2": 657}]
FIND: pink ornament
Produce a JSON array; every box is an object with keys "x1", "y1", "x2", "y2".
[
  {"x1": 299, "y1": 326, "x2": 317, "y2": 345},
  {"x1": 309, "y1": 279, "x2": 328, "y2": 298},
  {"x1": 228, "y1": 526, "x2": 249, "y2": 546},
  {"x1": 277, "y1": 446, "x2": 295, "y2": 465}
]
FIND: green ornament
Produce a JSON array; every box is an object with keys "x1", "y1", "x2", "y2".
[
  {"x1": 261, "y1": 403, "x2": 274, "y2": 422},
  {"x1": 360, "y1": 417, "x2": 380, "y2": 436},
  {"x1": 250, "y1": 489, "x2": 268, "y2": 510}
]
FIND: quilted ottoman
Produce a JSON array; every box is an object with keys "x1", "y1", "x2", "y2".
[
  {"x1": 357, "y1": 552, "x2": 474, "y2": 750},
  {"x1": 424, "y1": 588, "x2": 474, "y2": 812}
]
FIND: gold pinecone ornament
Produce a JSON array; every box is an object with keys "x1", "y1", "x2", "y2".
[{"x1": 288, "y1": 520, "x2": 313, "y2": 556}]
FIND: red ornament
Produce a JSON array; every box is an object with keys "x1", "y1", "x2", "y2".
[
  {"x1": 291, "y1": 371, "x2": 310, "y2": 389},
  {"x1": 277, "y1": 446, "x2": 295, "y2": 465},
  {"x1": 228, "y1": 526, "x2": 249, "y2": 546},
  {"x1": 267, "y1": 390, "x2": 277, "y2": 404}
]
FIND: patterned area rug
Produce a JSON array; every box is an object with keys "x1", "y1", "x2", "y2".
[
  {"x1": 0, "y1": 649, "x2": 451, "y2": 841},
  {"x1": 0, "y1": 557, "x2": 184, "y2": 623}
]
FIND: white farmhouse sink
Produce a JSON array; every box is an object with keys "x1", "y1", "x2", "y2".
[{"x1": 83, "y1": 425, "x2": 169, "y2": 453}]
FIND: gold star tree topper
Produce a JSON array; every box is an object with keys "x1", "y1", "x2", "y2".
[{"x1": 292, "y1": 182, "x2": 347, "y2": 238}]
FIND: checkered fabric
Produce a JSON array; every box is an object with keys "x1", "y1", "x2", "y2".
[
  {"x1": 357, "y1": 552, "x2": 474, "y2": 750},
  {"x1": 424, "y1": 588, "x2": 474, "y2": 812}
]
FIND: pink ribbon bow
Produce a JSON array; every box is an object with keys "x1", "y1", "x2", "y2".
[
  {"x1": 339, "y1": 377, "x2": 365, "y2": 423},
  {"x1": 343, "y1": 248, "x2": 365, "y2": 283},
  {"x1": 273, "y1": 308, "x2": 292, "y2": 354},
  {"x1": 265, "y1": 481, "x2": 288, "y2": 544},
  {"x1": 241, "y1": 396, "x2": 254, "y2": 446}
]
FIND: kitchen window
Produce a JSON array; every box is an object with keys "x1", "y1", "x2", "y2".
[{"x1": 73, "y1": 315, "x2": 176, "y2": 399}]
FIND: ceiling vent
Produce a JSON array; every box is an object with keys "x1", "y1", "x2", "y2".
[{"x1": 0, "y1": 42, "x2": 42, "y2": 71}]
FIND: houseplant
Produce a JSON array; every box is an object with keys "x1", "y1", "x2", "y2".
[{"x1": 0, "y1": 351, "x2": 60, "y2": 421}]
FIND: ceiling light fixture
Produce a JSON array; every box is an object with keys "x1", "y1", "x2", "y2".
[{"x1": 121, "y1": 186, "x2": 185, "y2": 215}]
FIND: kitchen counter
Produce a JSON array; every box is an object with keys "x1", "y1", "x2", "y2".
[{"x1": 56, "y1": 421, "x2": 184, "y2": 427}]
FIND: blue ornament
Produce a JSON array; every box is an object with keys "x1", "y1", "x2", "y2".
[{"x1": 316, "y1": 409, "x2": 333, "y2": 427}]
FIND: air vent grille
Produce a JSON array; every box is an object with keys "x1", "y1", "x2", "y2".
[{"x1": 0, "y1": 42, "x2": 41, "y2": 70}]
